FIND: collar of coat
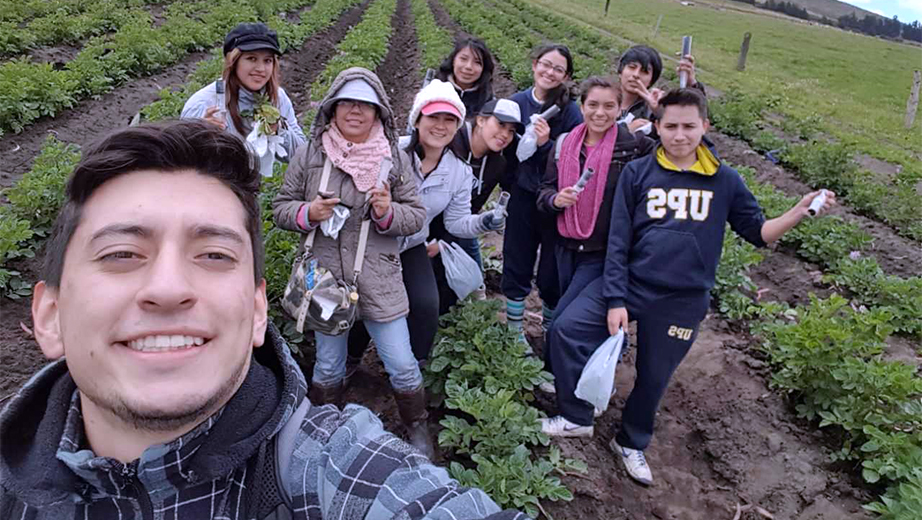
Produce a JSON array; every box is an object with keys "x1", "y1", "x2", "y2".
[{"x1": 0, "y1": 323, "x2": 306, "y2": 508}]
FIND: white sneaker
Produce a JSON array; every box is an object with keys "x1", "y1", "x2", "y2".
[
  {"x1": 539, "y1": 381, "x2": 556, "y2": 394},
  {"x1": 609, "y1": 439, "x2": 653, "y2": 485},
  {"x1": 472, "y1": 285, "x2": 487, "y2": 300},
  {"x1": 540, "y1": 415, "x2": 593, "y2": 438}
]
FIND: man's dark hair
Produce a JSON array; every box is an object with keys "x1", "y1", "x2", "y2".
[
  {"x1": 43, "y1": 120, "x2": 264, "y2": 288},
  {"x1": 617, "y1": 45, "x2": 663, "y2": 87},
  {"x1": 436, "y1": 37, "x2": 495, "y2": 110},
  {"x1": 579, "y1": 76, "x2": 621, "y2": 105},
  {"x1": 657, "y1": 88, "x2": 709, "y2": 120}
]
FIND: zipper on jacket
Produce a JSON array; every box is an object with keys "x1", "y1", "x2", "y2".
[{"x1": 121, "y1": 463, "x2": 154, "y2": 520}]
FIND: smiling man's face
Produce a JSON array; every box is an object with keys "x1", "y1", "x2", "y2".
[{"x1": 34, "y1": 168, "x2": 267, "y2": 432}]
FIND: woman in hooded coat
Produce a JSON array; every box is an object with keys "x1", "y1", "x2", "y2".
[{"x1": 272, "y1": 67, "x2": 434, "y2": 458}]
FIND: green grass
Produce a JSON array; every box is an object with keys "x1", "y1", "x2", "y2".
[{"x1": 521, "y1": 0, "x2": 922, "y2": 181}]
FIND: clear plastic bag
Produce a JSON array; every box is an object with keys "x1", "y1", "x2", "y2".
[
  {"x1": 438, "y1": 239, "x2": 484, "y2": 301},
  {"x1": 575, "y1": 330, "x2": 625, "y2": 412},
  {"x1": 515, "y1": 105, "x2": 561, "y2": 162}
]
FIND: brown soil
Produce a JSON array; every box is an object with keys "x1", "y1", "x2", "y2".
[
  {"x1": 27, "y1": 44, "x2": 81, "y2": 67},
  {"x1": 0, "y1": 51, "x2": 211, "y2": 190},
  {"x1": 280, "y1": 0, "x2": 373, "y2": 115},
  {"x1": 0, "y1": 256, "x2": 44, "y2": 400},
  {"x1": 377, "y1": 0, "x2": 422, "y2": 131}
]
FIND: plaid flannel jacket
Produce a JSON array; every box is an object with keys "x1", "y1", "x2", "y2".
[{"x1": 0, "y1": 326, "x2": 529, "y2": 520}]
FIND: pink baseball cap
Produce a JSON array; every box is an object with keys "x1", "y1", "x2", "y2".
[{"x1": 421, "y1": 101, "x2": 462, "y2": 120}]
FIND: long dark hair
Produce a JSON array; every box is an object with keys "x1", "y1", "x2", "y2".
[
  {"x1": 223, "y1": 48, "x2": 281, "y2": 135},
  {"x1": 531, "y1": 44, "x2": 575, "y2": 112},
  {"x1": 436, "y1": 38, "x2": 495, "y2": 110}
]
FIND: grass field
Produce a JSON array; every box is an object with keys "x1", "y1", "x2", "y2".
[{"x1": 524, "y1": 0, "x2": 922, "y2": 179}]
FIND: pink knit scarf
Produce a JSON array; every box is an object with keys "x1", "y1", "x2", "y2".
[
  {"x1": 322, "y1": 120, "x2": 392, "y2": 193},
  {"x1": 556, "y1": 123, "x2": 617, "y2": 240}
]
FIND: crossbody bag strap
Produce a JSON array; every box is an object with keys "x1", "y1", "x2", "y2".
[
  {"x1": 304, "y1": 157, "x2": 334, "y2": 252},
  {"x1": 352, "y1": 157, "x2": 393, "y2": 281}
]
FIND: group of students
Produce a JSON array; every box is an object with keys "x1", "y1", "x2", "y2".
[{"x1": 181, "y1": 22, "x2": 834, "y2": 485}]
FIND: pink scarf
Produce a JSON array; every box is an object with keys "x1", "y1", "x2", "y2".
[
  {"x1": 556, "y1": 123, "x2": 617, "y2": 240},
  {"x1": 322, "y1": 120, "x2": 392, "y2": 193}
]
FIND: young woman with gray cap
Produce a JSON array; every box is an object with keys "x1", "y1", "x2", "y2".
[
  {"x1": 272, "y1": 67, "x2": 433, "y2": 457},
  {"x1": 346, "y1": 80, "x2": 505, "y2": 375},
  {"x1": 427, "y1": 97, "x2": 524, "y2": 313},
  {"x1": 182, "y1": 22, "x2": 306, "y2": 163}
]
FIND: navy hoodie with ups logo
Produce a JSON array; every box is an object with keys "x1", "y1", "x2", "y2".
[{"x1": 604, "y1": 144, "x2": 767, "y2": 319}]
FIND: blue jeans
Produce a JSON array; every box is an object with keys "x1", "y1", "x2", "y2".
[
  {"x1": 456, "y1": 236, "x2": 483, "y2": 269},
  {"x1": 314, "y1": 317, "x2": 423, "y2": 391}
]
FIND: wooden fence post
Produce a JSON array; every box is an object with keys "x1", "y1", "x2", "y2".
[
  {"x1": 737, "y1": 32, "x2": 751, "y2": 71},
  {"x1": 651, "y1": 14, "x2": 663, "y2": 40},
  {"x1": 905, "y1": 70, "x2": 921, "y2": 129},
  {"x1": 604, "y1": 0, "x2": 611, "y2": 16}
]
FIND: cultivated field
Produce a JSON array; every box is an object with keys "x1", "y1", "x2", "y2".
[{"x1": 1, "y1": 0, "x2": 920, "y2": 518}]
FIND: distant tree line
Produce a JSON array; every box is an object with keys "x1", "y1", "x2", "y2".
[
  {"x1": 838, "y1": 13, "x2": 921, "y2": 42},
  {"x1": 727, "y1": 0, "x2": 922, "y2": 43}
]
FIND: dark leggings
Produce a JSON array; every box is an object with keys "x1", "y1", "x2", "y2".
[{"x1": 348, "y1": 243, "x2": 439, "y2": 361}]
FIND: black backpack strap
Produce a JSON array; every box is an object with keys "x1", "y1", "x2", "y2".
[{"x1": 274, "y1": 398, "x2": 312, "y2": 507}]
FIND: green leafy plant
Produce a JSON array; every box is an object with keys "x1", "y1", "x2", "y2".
[
  {"x1": 450, "y1": 445, "x2": 587, "y2": 520},
  {"x1": 425, "y1": 299, "x2": 552, "y2": 401},
  {"x1": 410, "y1": 0, "x2": 453, "y2": 72},
  {"x1": 426, "y1": 300, "x2": 583, "y2": 517},
  {"x1": 439, "y1": 381, "x2": 549, "y2": 457},
  {"x1": 0, "y1": 209, "x2": 36, "y2": 299},
  {"x1": 4, "y1": 136, "x2": 82, "y2": 233}
]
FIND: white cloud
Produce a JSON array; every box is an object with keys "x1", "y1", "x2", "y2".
[
  {"x1": 870, "y1": 8, "x2": 886, "y2": 15},
  {"x1": 846, "y1": 0, "x2": 872, "y2": 4}
]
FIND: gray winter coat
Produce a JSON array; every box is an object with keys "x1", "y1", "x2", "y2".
[
  {"x1": 272, "y1": 68, "x2": 426, "y2": 322},
  {"x1": 397, "y1": 135, "x2": 487, "y2": 253}
]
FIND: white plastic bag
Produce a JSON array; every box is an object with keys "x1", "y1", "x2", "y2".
[
  {"x1": 438, "y1": 239, "x2": 484, "y2": 301},
  {"x1": 575, "y1": 330, "x2": 625, "y2": 412},
  {"x1": 515, "y1": 119, "x2": 539, "y2": 163},
  {"x1": 246, "y1": 125, "x2": 287, "y2": 177},
  {"x1": 320, "y1": 205, "x2": 350, "y2": 240}
]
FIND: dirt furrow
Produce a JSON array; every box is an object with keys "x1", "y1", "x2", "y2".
[
  {"x1": 0, "y1": 51, "x2": 211, "y2": 190},
  {"x1": 377, "y1": 0, "x2": 422, "y2": 131},
  {"x1": 280, "y1": 0, "x2": 373, "y2": 115}
]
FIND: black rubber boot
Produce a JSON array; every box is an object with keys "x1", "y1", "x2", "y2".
[
  {"x1": 310, "y1": 381, "x2": 344, "y2": 408},
  {"x1": 393, "y1": 385, "x2": 436, "y2": 460},
  {"x1": 343, "y1": 355, "x2": 362, "y2": 389}
]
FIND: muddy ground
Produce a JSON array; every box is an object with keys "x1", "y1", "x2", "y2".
[{"x1": 1, "y1": 1, "x2": 919, "y2": 519}]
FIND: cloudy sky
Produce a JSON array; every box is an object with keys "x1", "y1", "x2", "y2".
[{"x1": 842, "y1": 0, "x2": 922, "y2": 22}]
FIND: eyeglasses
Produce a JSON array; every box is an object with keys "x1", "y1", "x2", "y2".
[
  {"x1": 536, "y1": 59, "x2": 567, "y2": 76},
  {"x1": 338, "y1": 100, "x2": 375, "y2": 112}
]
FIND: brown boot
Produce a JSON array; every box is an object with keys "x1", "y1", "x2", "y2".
[
  {"x1": 310, "y1": 381, "x2": 344, "y2": 408},
  {"x1": 393, "y1": 385, "x2": 436, "y2": 460}
]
